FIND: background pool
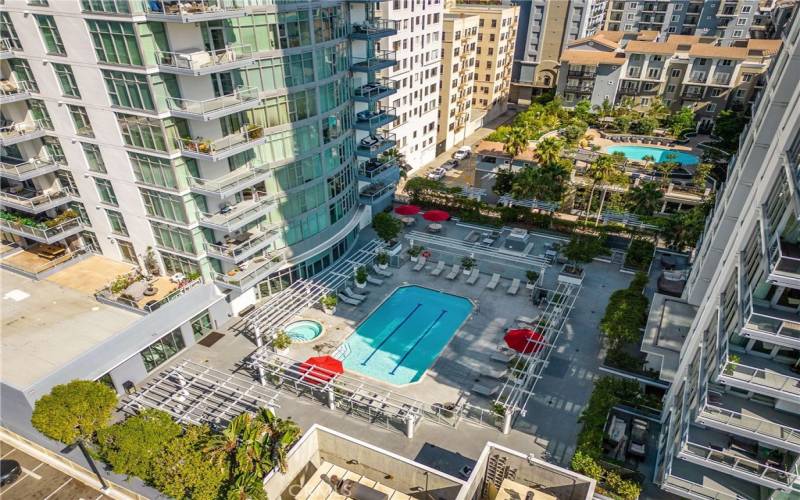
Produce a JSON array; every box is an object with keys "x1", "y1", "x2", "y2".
[
  {"x1": 339, "y1": 286, "x2": 473, "y2": 385},
  {"x1": 604, "y1": 145, "x2": 699, "y2": 166}
]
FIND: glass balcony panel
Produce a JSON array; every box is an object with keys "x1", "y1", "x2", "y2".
[
  {"x1": 0, "y1": 80, "x2": 33, "y2": 104},
  {"x1": 166, "y1": 87, "x2": 260, "y2": 120},
  {"x1": 212, "y1": 251, "x2": 287, "y2": 290},
  {"x1": 0, "y1": 154, "x2": 62, "y2": 181},
  {"x1": 178, "y1": 123, "x2": 266, "y2": 161},
  {"x1": 144, "y1": 0, "x2": 246, "y2": 22},
  {"x1": 204, "y1": 222, "x2": 281, "y2": 263},
  {"x1": 156, "y1": 44, "x2": 254, "y2": 75},
  {"x1": 0, "y1": 121, "x2": 46, "y2": 146},
  {"x1": 719, "y1": 353, "x2": 800, "y2": 403}
]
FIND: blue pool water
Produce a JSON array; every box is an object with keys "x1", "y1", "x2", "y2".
[
  {"x1": 340, "y1": 286, "x2": 473, "y2": 385},
  {"x1": 285, "y1": 320, "x2": 323, "y2": 342},
  {"x1": 604, "y1": 145, "x2": 699, "y2": 165}
]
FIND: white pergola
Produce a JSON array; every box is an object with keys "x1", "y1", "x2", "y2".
[
  {"x1": 121, "y1": 360, "x2": 281, "y2": 427},
  {"x1": 404, "y1": 230, "x2": 550, "y2": 270},
  {"x1": 497, "y1": 195, "x2": 560, "y2": 213}
]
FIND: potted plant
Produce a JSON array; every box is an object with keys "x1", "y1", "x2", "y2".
[
  {"x1": 724, "y1": 353, "x2": 740, "y2": 375},
  {"x1": 354, "y1": 266, "x2": 368, "y2": 289},
  {"x1": 321, "y1": 294, "x2": 338, "y2": 315},
  {"x1": 273, "y1": 330, "x2": 292, "y2": 352},
  {"x1": 491, "y1": 403, "x2": 506, "y2": 426},
  {"x1": 526, "y1": 270, "x2": 540, "y2": 290},
  {"x1": 407, "y1": 245, "x2": 424, "y2": 262},
  {"x1": 461, "y1": 256, "x2": 476, "y2": 275},
  {"x1": 376, "y1": 251, "x2": 389, "y2": 270},
  {"x1": 246, "y1": 124, "x2": 263, "y2": 140},
  {"x1": 198, "y1": 139, "x2": 211, "y2": 154}
]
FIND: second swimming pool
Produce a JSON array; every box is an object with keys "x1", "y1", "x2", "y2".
[
  {"x1": 604, "y1": 145, "x2": 699, "y2": 165},
  {"x1": 340, "y1": 285, "x2": 473, "y2": 385}
]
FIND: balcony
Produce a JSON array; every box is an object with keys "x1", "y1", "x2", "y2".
[
  {"x1": 357, "y1": 156, "x2": 399, "y2": 182},
  {"x1": 359, "y1": 182, "x2": 395, "y2": 204},
  {"x1": 353, "y1": 79, "x2": 398, "y2": 103},
  {"x1": 95, "y1": 271, "x2": 201, "y2": 315},
  {"x1": 679, "y1": 426, "x2": 799, "y2": 490},
  {"x1": 767, "y1": 236, "x2": 800, "y2": 288},
  {"x1": 0, "y1": 80, "x2": 34, "y2": 104},
  {"x1": 565, "y1": 85, "x2": 594, "y2": 93},
  {"x1": 0, "y1": 155, "x2": 63, "y2": 181},
  {"x1": 0, "y1": 188, "x2": 71, "y2": 213},
  {"x1": 178, "y1": 124, "x2": 268, "y2": 162},
  {"x1": 618, "y1": 85, "x2": 639, "y2": 95},
  {"x1": 198, "y1": 193, "x2": 276, "y2": 233},
  {"x1": 204, "y1": 222, "x2": 281, "y2": 264},
  {"x1": 567, "y1": 70, "x2": 596, "y2": 78},
  {"x1": 187, "y1": 164, "x2": 273, "y2": 199},
  {"x1": 718, "y1": 352, "x2": 800, "y2": 404},
  {"x1": 0, "y1": 212, "x2": 83, "y2": 244},
  {"x1": 354, "y1": 106, "x2": 397, "y2": 131},
  {"x1": 711, "y1": 74, "x2": 732, "y2": 86},
  {"x1": 143, "y1": 0, "x2": 246, "y2": 22},
  {"x1": 0, "y1": 38, "x2": 15, "y2": 60},
  {"x1": 351, "y1": 19, "x2": 399, "y2": 40},
  {"x1": 212, "y1": 251, "x2": 287, "y2": 292},
  {"x1": 699, "y1": 394, "x2": 800, "y2": 455},
  {"x1": 351, "y1": 50, "x2": 397, "y2": 73},
  {"x1": 155, "y1": 44, "x2": 254, "y2": 76},
  {"x1": 166, "y1": 87, "x2": 260, "y2": 121},
  {"x1": 0, "y1": 121, "x2": 46, "y2": 147},
  {"x1": 740, "y1": 298, "x2": 800, "y2": 349},
  {"x1": 662, "y1": 457, "x2": 764, "y2": 500},
  {"x1": 356, "y1": 133, "x2": 396, "y2": 158},
  {"x1": 682, "y1": 90, "x2": 705, "y2": 101}
]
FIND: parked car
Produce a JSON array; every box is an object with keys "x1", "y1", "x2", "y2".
[
  {"x1": 627, "y1": 418, "x2": 649, "y2": 458},
  {"x1": 442, "y1": 159, "x2": 459, "y2": 170},
  {"x1": 0, "y1": 460, "x2": 21, "y2": 486},
  {"x1": 427, "y1": 167, "x2": 446, "y2": 180},
  {"x1": 453, "y1": 146, "x2": 471, "y2": 160}
]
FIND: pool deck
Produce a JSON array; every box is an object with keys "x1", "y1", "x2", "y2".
[{"x1": 585, "y1": 128, "x2": 698, "y2": 153}]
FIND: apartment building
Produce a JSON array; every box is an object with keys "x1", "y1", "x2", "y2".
[
  {"x1": 646, "y1": 12, "x2": 800, "y2": 498},
  {"x1": 510, "y1": 0, "x2": 607, "y2": 104},
  {"x1": 751, "y1": 0, "x2": 800, "y2": 39},
  {"x1": 0, "y1": 0, "x2": 403, "y2": 314},
  {"x1": 556, "y1": 31, "x2": 781, "y2": 129},
  {"x1": 377, "y1": 0, "x2": 444, "y2": 172},
  {"x1": 605, "y1": 0, "x2": 761, "y2": 41},
  {"x1": 437, "y1": 12, "x2": 479, "y2": 152}
]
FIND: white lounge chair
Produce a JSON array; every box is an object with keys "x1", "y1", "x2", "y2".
[
  {"x1": 430, "y1": 260, "x2": 446, "y2": 276},
  {"x1": 485, "y1": 367, "x2": 508, "y2": 379},
  {"x1": 345, "y1": 287, "x2": 368, "y2": 301},
  {"x1": 337, "y1": 292, "x2": 361, "y2": 306},
  {"x1": 413, "y1": 256, "x2": 427, "y2": 271},
  {"x1": 491, "y1": 351, "x2": 514, "y2": 363},
  {"x1": 486, "y1": 273, "x2": 501, "y2": 290},
  {"x1": 373, "y1": 264, "x2": 392, "y2": 277},
  {"x1": 466, "y1": 268, "x2": 480, "y2": 284},
  {"x1": 507, "y1": 278, "x2": 520, "y2": 295},
  {"x1": 446, "y1": 264, "x2": 461, "y2": 280},
  {"x1": 471, "y1": 383, "x2": 499, "y2": 397},
  {"x1": 366, "y1": 275, "x2": 383, "y2": 286},
  {"x1": 516, "y1": 315, "x2": 536, "y2": 325}
]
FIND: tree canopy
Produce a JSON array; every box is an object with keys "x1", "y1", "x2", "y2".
[
  {"x1": 372, "y1": 211, "x2": 402, "y2": 243},
  {"x1": 31, "y1": 380, "x2": 117, "y2": 444}
]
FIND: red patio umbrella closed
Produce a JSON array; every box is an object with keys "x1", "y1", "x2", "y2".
[
  {"x1": 504, "y1": 329, "x2": 546, "y2": 354},
  {"x1": 423, "y1": 209, "x2": 450, "y2": 222},
  {"x1": 394, "y1": 204, "x2": 421, "y2": 216},
  {"x1": 299, "y1": 355, "x2": 344, "y2": 384}
]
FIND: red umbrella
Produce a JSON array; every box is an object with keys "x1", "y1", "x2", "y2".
[
  {"x1": 504, "y1": 329, "x2": 546, "y2": 354},
  {"x1": 394, "y1": 204, "x2": 421, "y2": 216},
  {"x1": 299, "y1": 355, "x2": 343, "y2": 384},
  {"x1": 423, "y1": 209, "x2": 450, "y2": 222}
]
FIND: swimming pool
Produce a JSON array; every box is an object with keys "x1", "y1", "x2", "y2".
[
  {"x1": 284, "y1": 320, "x2": 323, "y2": 342},
  {"x1": 604, "y1": 145, "x2": 699, "y2": 166},
  {"x1": 340, "y1": 286, "x2": 473, "y2": 385}
]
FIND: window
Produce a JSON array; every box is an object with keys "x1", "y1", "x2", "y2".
[
  {"x1": 10, "y1": 59, "x2": 38, "y2": 92},
  {"x1": 81, "y1": 142, "x2": 106, "y2": 173},
  {"x1": 103, "y1": 70, "x2": 155, "y2": 111},
  {"x1": 710, "y1": 88, "x2": 722, "y2": 97},
  {"x1": 666, "y1": 84, "x2": 676, "y2": 93},
  {"x1": 129, "y1": 152, "x2": 178, "y2": 189},
  {"x1": 742, "y1": 73, "x2": 753, "y2": 82},
  {"x1": 720, "y1": 59, "x2": 732, "y2": 66},
  {"x1": 733, "y1": 30, "x2": 743, "y2": 37},
  {"x1": 741, "y1": 6, "x2": 751, "y2": 13},
  {"x1": 28, "y1": 99, "x2": 53, "y2": 130},
  {"x1": 35, "y1": 15, "x2": 65, "y2": 55},
  {"x1": 140, "y1": 329, "x2": 185, "y2": 372},
  {"x1": 190, "y1": 311, "x2": 213, "y2": 341},
  {"x1": 52, "y1": 63, "x2": 81, "y2": 98},
  {"x1": 737, "y1": 18, "x2": 747, "y2": 25},
  {"x1": 94, "y1": 178, "x2": 118, "y2": 205},
  {"x1": 86, "y1": 20, "x2": 143, "y2": 66},
  {"x1": 141, "y1": 189, "x2": 187, "y2": 223},
  {"x1": 161, "y1": 252, "x2": 199, "y2": 276},
  {"x1": 707, "y1": 103, "x2": 716, "y2": 112},
  {"x1": 81, "y1": 0, "x2": 132, "y2": 14},
  {"x1": 68, "y1": 105, "x2": 94, "y2": 137},
  {"x1": 105, "y1": 209, "x2": 129, "y2": 236},
  {"x1": 671, "y1": 69, "x2": 681, "y2": 77},
  {"x1": 1, "y1": 12, "x2": 22, "y2": 50},
  {"x1": 150, "y1": 221, "x2": 196, "y2": 254}
]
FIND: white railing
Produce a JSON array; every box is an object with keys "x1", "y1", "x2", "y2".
[
  {"x1": 204, "y1": 223, "x2": 281, "y2": 260},
  {"x1": 0, "y1": 189, "x2": 70, "y2": 210},
  {"x1": 144, "y1": 0, "x2": 245, "y2": 17},
  {"x1": 156, "y1": 44, "x2": 253, "y2": 72},
  {"x1": 178, "y1": 122, "x2": 266, "y2": 158},
  {"x1": 684, "y1": 441, "x2": 798, "y2": 486},
  {"x1": 700, "y1": 403, "x2": 800, "y2": 447},
  {"x1": 0, "y1": 80, "x2": 34, "y2": 98},
  {"x1": 0, "y1": 120, "x2": 45, "y2": 141},
  {"x1": 187, "y1": 164, "x2": 272, "y2": 196},
  {"x1": 0, "y1": 216, "x2": 82, "y2": 241},
  {"x1": 720, "y1": 361, "x2": 800, "y2": 398},
  {"x1": 212, "y1": 252, "x2": 287, "y2": 289},
  {"x1": 199, "y1": 191, "x2": 274, "y2": 228},
  {"x1": 0, "y1": 155, "x2": 61, "y2": 177},
  {"x1": 166, "y1": 87, "x2": 259, "y2": 117}
]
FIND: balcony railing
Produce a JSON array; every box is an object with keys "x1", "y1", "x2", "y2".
[
  {"x1": 358, "y1": 156, "x2": 398, "y2": 180},
  {"x1": 741, "y1": 298, "x2": 800, "y2": 349},
  {"x1": 156, "y1": 44, "x2": 254, "y2": 76},
  {"x1": 719, "y1": 359, "x2": 800, "y2": 404},
  {"x1": 212, "y1": 251, "x2": 287, "y2": 291},
  {"x1": 355, "y1": 106, "x2": 397, "y2": 131},
  {"x1": 712, "y1": 74, "x2": 732, "y2": 86},
  {"x1": 0, "y1": 188, "x2": 71, "y2": 213},
  {"x1": 698, "y1": 402, "x2": 800, "y2": 452},
  {"x1": 0, "y1": 155, "x2": 63, "y2": 181},
  {"x1": 767, "y1": 236, "x2": 800, "y2": 287},
  {"x1": 353, "y1": 78, "x2": 398, "y2": 102},
  {"x1": 682, "y1": 441, "x2": 798, "y2": 488},
  {"x1": 0, "y1": 80, "x2": 34, "y2": 104},
  {"x1": 0, "y1": 215, "x2": 83, "y2": 244},
  {"x1": 178, "y1": 123, "x2": 268, "y2": 162},
  {"x1": 351, "y1": 50, "x2": 397, "y2": 73},
  {"x1": 204, "y1": 222, "x2": 281, "y2": 263},
  {"x1": 144, "y1": 0, "x2": 246, "y2": 22},
  {"x1": 351, "y1": 19, "x2": 399, "y2": 40},
  {"x1": 0, "y1": 38, "x2": 15, "y2": 59},
  {"x1": 198, "y1": 192, "x2": 276, "y2": 232},
  {"x1": 166, "y1": 87, "x2": 260, "y2": 121},
  {"x1": 359, "y1": 182, "x2": 395, "y2": 203},
  {"x1": 0, "y1": 120, "x2": 47, "y2": 147},
  {"x1": 356, "y1": 132, "x2": 396, "y2": 158},
  {"x1": 682, "y1": 91, "x2": 704, "y2": 100},
  {"x1": 187, "y1": 163, "x2": 273, "y2": 198}
]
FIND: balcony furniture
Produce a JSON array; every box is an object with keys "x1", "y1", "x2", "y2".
[
  {"x1": 35, "y1": 244, "x2": 66, "y2": 260},
  {"x1": 360, "y1": 136, "x2": 379, "y2": 147},
  {"x1": 0, "y1": 80, "x2": 16, "y2": 93}
]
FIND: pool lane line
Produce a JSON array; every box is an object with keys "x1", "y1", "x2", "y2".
[
  {"x1": 361, "y1": 303, "x2": 422, "y2": 366},
  {"x1": 389, "y1": 309, "x2": 447, "y2": 375}
]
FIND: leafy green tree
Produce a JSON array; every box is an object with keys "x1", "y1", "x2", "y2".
[
  {"x1": 647, "y1": 97, "x2": 669, "y2": 123},
  {"x1": 484, "y1": 125, "x2": 512, "y2": 142},
  {"x1": 96, "y1": 409, "x2": 180, "y2": 481},
  {"x1": 631, "y1": 116, "x2": 658, "y2": 135},
  {"x1": 663, "y1": 200, "x2": 712, "y2": 250},
  {"x1": 492, "y1": 167, "x2": 515, "y2": 196},
  {"x1": 613, "y1": 115, "x2": 632, "y2": 133},
  {"x1": 226, "y1": 472, "x2": 268, "y2": 500},
  {"x1": 31, "y1": 380, "x2": 117, "y2": 444},
  {"x1": 668, "y1": 106, "x2": 695, "y2": 137},
  {"x1": 692, "y1": 162, "x2": 713, "y2": 188},
  {"x1": 563, "y1": 234, "x2": 609, "y2": 265},
  {"x1": 562, "y1": 121, "x2": 588, "y2": 146},
  {"x1": 713, "y1": 109, "x2": 748, "y2": 151},
  {"x1": 535, "y1": 137, "x2": 565, "y2": 166},
  {"x1": 503, "y1": 127, "x2": 528, "y2": 157},
  {"x1": 655, "y1": 155, "x2": 679, "y2": 188},
  {"x1": 593, "y1": 98, "x2": 614, "y2": 124},
  {"x1": 151, "y1": 425, "x2": 226, "y2": 500},
  {"x1": 511, "y1": 162, "x2": 570, "y2": 204},
  {"x1": 574, "y1": 99, "x2": 592, "y2": 122},
  {"x1": 625, "y1": 181, "x2": 663, "y2": 216},
  {"x1": 371, "y1": 212, "x2": 402, "y2": 243},
  {"x1": 403, "y1": 177, "x2": 444, "y2": 204}
]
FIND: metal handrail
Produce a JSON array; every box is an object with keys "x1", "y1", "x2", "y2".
[
  {"x1": 0, "y1": 120, "x2": 45, "y2": 138},
  {"x1": 166, "y1": 86, "x2": 259, "y2": 116},
  {"x1": 352, "y1": 49, "x2": 397, "y2": 69},
  {"x1": 199, "y1": 191, "x2": 273, "y2": 227},
  {"x1": 179, "y1": 122, "x2": 266, "y2": 157},
  {"x1": 353, "y1": 78, "x2": 398, "y2": 99},
  {"x1": 212, "y1": 252, "x2": 287, "y2": 288},
  {"x1": 358, "y1": 157, "x2": 398, "y2": 178},
  {"x1": 720, "y1": 360, "x2": 800, "y2": 396},
  {"x1": 356, "y1": 132, "x2": 397, "y2": 154},
  {"x1": 743, "y1": 296, "x2": 800, "y2": 342},
  {"x1": 0, "y1": 80, "x2": 33, "y2": 97},
  {"x1": 701, "y1": 403, "x2": 800, "y2": 445},
  {"x1": 360, "y1": 182, "x2": 395, "y2": 202},
  {"x1": 156, "y1": 44, "x2": 253, "y2": 71},
  {"x1": 352, "y1": 18, "x2": 399, "y2": 34},
  {"x1": 144, "y1": 0, "x2": 245, "y2": 15},
  {"x1": 0, "y1": 38, "x2": 15, "y2": 52},
  {"x1": 204, "y1": 222, "x2": 281, "y2": 259},
  {"x1": 187, "y1": 163, "x2": 272, "y2": 195},
  {"x1": 0, "y1": 189, "x2": 70, "y2": 209},
  {"x1": 684, "y1": 441, "x2": 798, "y2": 485},
  {"x1": 0, "y1": 216, "x2": 82, "y2": 240},
  {"x1": 0, "y1": 155, "x2": 61, "y2": 176}
]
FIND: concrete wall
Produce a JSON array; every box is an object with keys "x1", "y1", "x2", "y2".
[
  {"x1": 590, "y1": 64, "x2": 623, "y2": 107},
  {"x1": 264, "y1": 427, "x2": 322, "y2": 500}
]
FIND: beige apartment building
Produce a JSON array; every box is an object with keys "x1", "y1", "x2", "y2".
[{"x1": 437, "y1": 1, "x2": 519, "y2": 152}]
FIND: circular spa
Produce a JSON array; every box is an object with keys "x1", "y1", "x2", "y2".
[{"x1": 284, "y1": 320, "x2": 323, "y2": 342}]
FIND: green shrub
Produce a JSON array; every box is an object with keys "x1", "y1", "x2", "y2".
[
  {"x1": 563, "y1": 234, "x2": 610, "y2": 263},
  {"x1": 575, "y1": 377, "x2": 643, "y2": 456},
  {"x1": 150, "y1": 425, "x2": 226, "y2": 500},
  {"x1": 570, "y1": 450, "x2": 604, "y2": 479},
  {"x1": 31, "y1": 380, "x2": 117, "y2": 444},
  {"x1": 606, "y1": 471, "x2": 642, "y2": 500},
  {"x1": 372, "y1": 212, "x2": 402, "y2": 243},
  {"x1": 624, "y1": 239, "x2": 655, "y2": 271}
]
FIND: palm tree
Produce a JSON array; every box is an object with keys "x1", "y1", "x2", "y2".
[
  {"x1": 641, "y1": 154, "x2": 655, "y2": 171},
  {"x1": 204, "y1": 413, "x2": 254, "y2": 469},
  {"x1": 626, "y1": 181, "x2": 664, "y2": 216},
  {"x1": 255, "y1": 408, "x2": 300, "y2": 474},
  {"x1": 503, "y1": 127, "x2": 527, "y2": 158},
  {"x1": 226, "y1": 472, "x2": 268, "y2": 500},
  {"x1": 648, "y1": 98, "x2": 669, "y2": 123},
  {"x1": 655, "y1": 153, "x2": 679, "y2": 188},
  {"x1": 535, "y1": 137, "x2": 565, "y2": 166},
  {"x1": 584, "y1": 155, "x2": 625, "y2": 222}
]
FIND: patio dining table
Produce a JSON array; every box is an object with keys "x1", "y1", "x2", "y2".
[{"x1": 427, "y1": 223, "x2": 442, "y2": 233}]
